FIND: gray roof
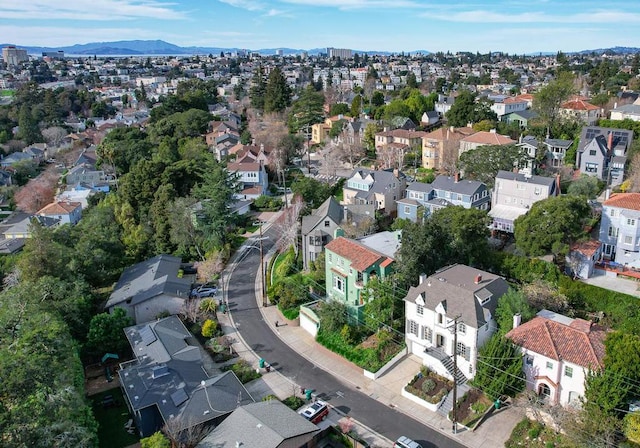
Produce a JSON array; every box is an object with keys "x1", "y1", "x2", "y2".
[
  {"x1": 431, "y1": 175, "x2": 486, "y2": 195},
  {"x1": 578, "y1": 126, "x2": 633, "y2": 154},
  {"x1": 404, "y1": 264, "x2": 509, "y2": 329},
  {"x1": 121, "y1": 316, "x2": 254, "y2": 435},
  {"x1": 544, "y1": 138, "x2": 573, "y2": 149},
  {"x1": 301, "y1": 196, "x2": 343, "y2": 235},
  {"x1": 612, "y1": 103, "x2": 640, "y2": 115},
  {"x1": 506, "y1": 109, "x2": 538, "y2": 120},
  {"x1": 345, "y1": 168, "x2": 405, "y2": 195},
  {"x1": 406, "y1": 181, "x2": 433, "y2": 194},
  {"x1": 495, "y1": 170, "x2": 557, "y2": 187},
  {"x1": 580, "y1": 135, "x2": 608, "y2": 158},
  {"x1": 197, "y1": 401, "x2": 319, "y2": 448},
  {"x1": 358, "y1": 230, "x2": 401, "y2": 258},
  {"x1": 2, "y1": 152, "x2": 32, "y2": 164},
  {"x1": 519, "y1": 135, "x2": 538, "y2": 146},
  {"x1": 106, "y1": 254, "x2": 191, "y2": 308}
]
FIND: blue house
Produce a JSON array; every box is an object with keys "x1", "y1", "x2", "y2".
[{"x1": 397, "y1": 175, "x2": 490, "y2": 222}]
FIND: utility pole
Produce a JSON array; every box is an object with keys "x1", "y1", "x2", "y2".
[
  {"x1": 449, "y1": 314, "x2": 462, "y2": 435},
  {"x1": 259, "y1": 222, "x2": 266, "y2": 307}
]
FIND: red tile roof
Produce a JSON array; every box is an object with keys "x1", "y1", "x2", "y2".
[
  {"x1": 561, "y1": 99, "x2": 600, "y2": 111},
  {"x1": 325, "y1": 237, "x2": 384, "y2": 272},
  {"x1": 603, "y1": 193, "x2": 640, "y2": 211},
  {"x1": 37, "y1": 201, "x2": 81, "y2": 215},
  {"x1": 461, "y1": 131, "x2": 515, "y2": 145},
  {"x1": 570, "y1": 240, "x2": 601, "y2": 257},
  {"x1": 506, "y1": 316, "x2": 607, "y2": 369},
  {"x1": 424, "y1": 127, "x2": 473, "y2": 141}
]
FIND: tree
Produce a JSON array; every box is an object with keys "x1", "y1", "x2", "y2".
[
  {"x1": 317, "y1": 300, "x2": 348, "y2": 333},
  {"x1": 41, "y1": 126, "x2": 67, "y2": 147},
  {"x1": 264, "y1": 67, "x2": 291, "y2": 113},
  {"x1": 329, "y1": 119, "x2": 346, "y2": 139},
  {"x1": 567, "y1": 174, "x2": 601, "y2": 199},
  {"x1": 16, "y1": 222, "x2": 70, "y2": 283},
  {"x1": 458, "y1": 144, "x2": 528, "y2": 187},
  {"x1": 17, "y1": 104, "x2": 42, "y2": 144},
  {"x1": 141, "y1": 432, "x2": 171, "y2": 448},
  {"x1": 288, "y1": 85, "x2": 324, "y2": 133},
  {"x1": 250, "y1": 66, "x2": 267, "y2": 110},
  {"x1": 430, "y1": 206, "x2": 491, "y2": 267},
  {"x1": 350, "y1": 94, "x2": 362, "y2": 117},
  {"x1": 445, "y1": 90, "x2": 497, "y2": 127},
  {"x1": 363, "y1": 122, "x2": 380, "y2": 156},
  {"x1": 514, "y1": 195, "x2": 591, "y2": 257},
  {"x1": 472, "y1": 334, "x2": 525, "y2": 399},
  {"x1": 533, "y1": 71, "x2": 576, "y2": 137},
  {"x1": 85, "y1": 308, "x2": 134, "y2": 356},
  {"x1": 406, "y1": 72, "x2": 418, "y2": 89},
  {"x1": 494, "y1": 288, "x2": 536, "y2": 334},
  {"x1": 329, "y1": 103, "x2": 350, "y2": 116},
  {"x1": 290, "y1": 176, "x2": 332, "y2": 214},
  {"x1": 361, "y1": 277, "x2": 402, "y2": 330}
]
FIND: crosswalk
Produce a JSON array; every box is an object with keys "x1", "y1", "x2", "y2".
[{"x1": 314, "y1": 174, "x2": 341, "y2": 185}]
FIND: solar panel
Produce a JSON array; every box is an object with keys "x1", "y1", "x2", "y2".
[
  {"x1": 170, "y1": 388, "x2": 188, "y2": 407},
  {"x1": 139, "y1": 325, "x2": 157, "y2": 346}
]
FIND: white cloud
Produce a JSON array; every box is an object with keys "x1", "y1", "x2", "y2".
[
  {"x1": 424, "y1": 9, "x2": 640, "y2": 23},
  {"x1": 0, "y1": 0, "x2": 186, "y2": 21},
  {"x1": 217, "y1": 0, "x2": 264, "y2": 12},
  {"x1": 279, "y1": 0, "x2": 420, "y2": 9}
]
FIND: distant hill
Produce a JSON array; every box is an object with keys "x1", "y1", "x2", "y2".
[
  {"x1": 575, "y1": 46, "x2": 640, "y2": 55},
  {"x1": 1, "y1": 40, "x2": 414, "y2": 56}
]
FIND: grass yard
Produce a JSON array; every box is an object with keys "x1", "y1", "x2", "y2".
[
  {"x1": 505, "y1": 418, "x2": 571, "y2": 448},
  {"x1": 90, "y1": 388, "x2": 139, "y2": 448}
]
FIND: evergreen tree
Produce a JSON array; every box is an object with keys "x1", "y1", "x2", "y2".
[
  {"x1": 264, "y1": 67, "x2": 291, "y2": 113},
  {"x1": 472, "y1": 334, "x2": 525, "y2": 399},
  {"x1": 250, "y1": 66, "x2": 266, "y2": 110}
]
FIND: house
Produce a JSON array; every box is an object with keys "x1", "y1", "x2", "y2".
[
  {"x1": 375, "y1": 129, "x2": 426, "y2": 169},
  {"x1": 325, "y1": 232, "x2": 399, "y2": 320},
  {"x1": 0, "y1": 212, "x2": 60, "y2": 239},
  {"x1": 503, "y1": 110, "x2": 539, "y2": 129},
  {"x1": 489, "y1": 170, "x2": 559, "y2": 233},
  {"x1": 311, "y1": 121, "x2": 331, "y2": 144},
  {"x1": 543, "y1": 138, "x2": 573, "y2": 169},
  {"x1": 516, "y1": 135, "x2": 539, "y2": 175},
  {"x1": 421, "y1": 126, "x2": 474, "y2": 170},
  {"x1": 36, "y1": 201, "x2": 82, "y2": 225},
  {"x1": 420, "y1": 111, "x2": 440, "y2": 126},
  {"x1": 301, "y1": 196, "x2": 343, "y2": 271},
  {"x1": 560, "y1": 99, "x2": 601, "y2": 125},
  {"x1": 227, "y1": 160, "x2": 268, "y2": 199},
  {"x1": 506, "y1": 310, "x2": 607, "y2": 406},
  {"x1": 106, "y1": 255, "x2": 192, "y2": 324},
  {"x1": 120, "y1": 316, "x2": 254, "y2": 437},
  {"x1": 435, "y1": 94, "x2": 456, "y2": 116},
  {"x1": 577, "y1": 126, "x2": 633, "y2": 186},
  {"x1": 65, "y1": 163, "x2": 108, "y2": 186},
  {"x1": 0, "y1": 151, "x2": 33, "y2": 168},
  {"x1": 404, "y1": 265, "x2": 509, "y2": 381},
  {"x1": 610, "y1": 99, "x2": 640, "y2": 122},
  {"x1": 490, "y1": 97, "x2": 528, "y2": 118},
  {"x1": 197, "y1": 401, "x2": 319, "y2": 448},
  {"x1": 566, "y1": 240, "x2": 603, "y2": 279},
  {"x1": 459, "y1": 131, "x2": 516, "y2": 156},
  {"x1": 342, "y1": 168, "x2": 407, "y2": 215},
  {"x1": 396, "y1": 175, "x2": 490, "y2": 222},
  {"x1": 598, "y1": 192, "x2": 640, "y2": 265}
]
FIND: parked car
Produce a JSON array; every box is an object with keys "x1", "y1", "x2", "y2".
[
  {"x1": 191, "y1": 286, "x2": 217, "y2": 298},
  {"x1": 299, "y1": 400, "x2": 329, "y2": 424},
  {"x1": 394, "y1": 436, "x2": 423, "y2": 448}
]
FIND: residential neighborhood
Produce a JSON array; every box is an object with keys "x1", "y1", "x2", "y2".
[{"x1": 2, "y1": 38, "x2": 640, "y2": 448}]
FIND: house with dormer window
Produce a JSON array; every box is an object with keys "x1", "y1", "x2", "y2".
[
  {"x1": 598, "y1": 192, "x2": 640, "y2": 265},
  {"x1": 403, "y1": 265, "x2": 509, "y2": 381},
  {"x1": 343, "y1": 168, "x2": 406, "y2": 215}
]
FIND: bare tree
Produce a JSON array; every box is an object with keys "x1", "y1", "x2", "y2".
[
  {"x1": 321, "y1": 148, "x2": 340, "y2": 178},
  {"x1": 440, "y1": 138, "x2": 460, "y2": 175},
  {"x1": 42, "y1": 126, "x2": 68, "y2": 148},
  {"x1": 179, "y1": 299, "x2": 201, "y2": 324},
  {"x1": 196, "y1": 251, "x2": 224, "y2": 283},
  {"x1": 273, "y1": 195, "x2": 303, "y2": 254},
  {"x1": 163, "y1": 415, "x2": 209, "y2": 448},
  {"x1": 14, "y1": 168, "x2": 58, "y2": 213},
  {"x1": 625, "y1": 152, "x2": 640, "y2": 192},
  {"x1": 3, "y1": 267, "x2": 20, "y2": 290},
  {"x1": 336, "y1": 141, "x2": 365, "y2": 169},
  {"x1": 522, "y1": 280, "x2": 570, "y2": 314}
]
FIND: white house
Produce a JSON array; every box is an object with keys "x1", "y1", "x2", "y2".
[
  {"x1": 598, "y1": 192, "x2": 640, "y2": 266},
  {"x1": 404, "y1": 265, "x2": 509, "y2": 382},
  {"x1": 506, "y1": 310, "x2": 607, "y2": 407}
]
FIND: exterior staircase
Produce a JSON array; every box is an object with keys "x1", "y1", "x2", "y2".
[
  {"x1": 423, "y1": 347, "x2": 470, "y2": 417},
  {"x1": 437, "y1": 383, "x2": 470, "y2": 417}
]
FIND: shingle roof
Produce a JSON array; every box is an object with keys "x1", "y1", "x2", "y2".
[
  {"x1": 301, "y1": 196, "x2": 343, "y2": 235},
  {"x1": 404, "y1": 264, "x2": 509, "y2": 329},
  {"x1": 326, "y1": 237, "x2": 384, "y2": 272},
  {"x1": 406, "y1": 181, "x2": 433, "y2": 193},
  {"x1": 495, "y1": 170, "x2": 557, "y2": 187},
  {"x1": 505, "y1": 312, "x2": 607, "y2": 369},
  {"x1": 431, "y1": 175, "x2": 486, "y2": 195},
  {"x1": 604, "y1": 193, "x2": 640, "y2": 211}
]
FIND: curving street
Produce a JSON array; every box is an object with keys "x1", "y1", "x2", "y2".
[{"x1": 226, "y1": 226, "x2": 466, "y2": 448}]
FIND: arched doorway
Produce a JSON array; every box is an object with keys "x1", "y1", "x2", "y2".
[{"x1": 538, "y1": 383, "x2": 551, "y2": 399}]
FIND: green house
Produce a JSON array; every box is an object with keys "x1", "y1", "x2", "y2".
[{"x1": 324, "y1": 232, "x2": 399, "y2": 320}]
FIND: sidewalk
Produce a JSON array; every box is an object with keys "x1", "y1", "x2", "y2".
[{"x1": 218, "y1": 219, "x2": 524, "y2": 447}]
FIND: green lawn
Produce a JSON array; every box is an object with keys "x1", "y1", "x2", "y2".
[
  {"x1": 90, "y1": 388, "x2": 139, "y2": 448},
  {"x1": 0, "y1": 89, "x2": 15, "y2": 97}
]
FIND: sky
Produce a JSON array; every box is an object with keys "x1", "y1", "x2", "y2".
[{"x1": 1, "y1": 0, "x2": 640, "y2": 54}]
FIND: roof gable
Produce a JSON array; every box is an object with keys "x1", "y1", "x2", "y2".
[{"x1": 326, "y1": 237, "x2": 385, "y2": 271}]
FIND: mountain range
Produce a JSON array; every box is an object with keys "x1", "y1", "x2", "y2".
[{"x1": 2, "y1": 40, "x2": 639, "y2": 57}]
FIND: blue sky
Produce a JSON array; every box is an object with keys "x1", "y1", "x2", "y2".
[{"x1": 1, "y1": 0, "x2": 640, "y2": 53}]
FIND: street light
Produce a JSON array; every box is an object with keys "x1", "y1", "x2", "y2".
[{"x1": 253, "y1": 221, "x2": 269, "y2": 307}]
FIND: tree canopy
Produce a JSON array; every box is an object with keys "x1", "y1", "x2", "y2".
[
  {"x1": 458, "y1": 144, "x2": 528, "y2": 187},
  {"x1": 445, "y1": 90, "x2": 497, "y2": 127}
]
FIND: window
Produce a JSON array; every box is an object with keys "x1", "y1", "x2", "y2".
[
  {"x1": 416, "y1": 304, "x2": 424, "y2": 315},
  {"x1": 534, "y1": 187, "x2": 541, "y2": 196},
  {"x1": 328, "y1": 253, "x2": 333, "y2": 263},
  {"x1": 625, "y1": 236, "x2": 633, "y2": 245},
  {"x1": 589, "y1": 149, "x2": 597, "y2": 156},
  {"x1": 324, "y1": 220, "x2": 330, "y2": 227},
  {"x1": 438, "y1": 313, "x2": 443, "y2": 324},
  {"x1": 546, "y1": 361, "x2": 553, "y2": 370},
  {"x1": 422, "y1": 326, "x2": 432, "y2": 342},
  {"x1": 610, "y1": 209, "x2": 616, "y2": 217},
  {"x1": 628, "y1": 218, "x2": 636, "y2": 226},
  {"x1": 564, "y1": 366, "x2": 573, "y2": 378},
  {"x1": 457, "y1": 323, "x2": 466, "y2": 334},
  {"x1": 585, "y1": 162, "x2": 598, "y2": 173},
  {"x1": 525, "y1": 356, "x2": 533, "y2": 366},
  {"x1": 407, "y1": 319, "x2": 419, "y2": 336},
  {"x1": 456, "y1": 342, "x2": 469, "y2": 361},
  {"x1": 404, "y1": 206, "x2": 410, "y2": 214},
  {"x1": 333, "y1": 275, "x2": 344, "y2": 292},
  {"x1": 608, "y1": 227, "x2": 619, "y2": 238}
]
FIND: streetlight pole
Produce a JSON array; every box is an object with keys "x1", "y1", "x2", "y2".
[
  {"x1": 258, "y1": 222, "x2": 267, "y2": 307},
  {"x1": 449, "y1": 315, "x2": 462, "y2": 435}
]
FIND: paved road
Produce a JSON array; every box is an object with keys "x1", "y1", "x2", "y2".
[{"x1": 227, "y1": 228, "x2": 465, "y2": 448}]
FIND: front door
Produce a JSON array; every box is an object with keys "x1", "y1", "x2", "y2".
[{"x1": 436, "y1": 334, "x2": 444, "y2": 348}]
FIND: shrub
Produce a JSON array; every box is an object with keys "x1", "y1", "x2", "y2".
[
  {"x1": 282, "y1": 395, "x2": 305, "y2": 410},
  {"x1": 201, "y1": 319, "x2": 217, "y2": 338},
  {"x1": 421, "y1": 379, "x2": 436, "y2": 393},
  {"x1": 528, "y1": 425, "x2": 542, "y2": 439}
]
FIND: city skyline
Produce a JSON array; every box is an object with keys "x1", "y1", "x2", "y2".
[{"x1": 1, "y1": 0, "x2": 640, "y2": 54}]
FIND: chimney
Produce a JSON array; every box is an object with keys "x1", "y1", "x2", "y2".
[
  {"x1": 605, "y1": 188, "x2": 611, "y2": 200},
  {"x1": 489, "y1": 129, "x2": 496, "y2": 134},
  {"x1": 454, "y1": 172, "x2": 459, "y2": 183},
  {"x1": 449, "y1": 126, "x2": 454, "y2": 132},
  {"x1": 419, "y1": 273, "x2": 427, "y2": 285},
  {"x1": 607, "y1": 132, "x2": 613, "y2": 152},
  {"x1": 513, "y1": 313, "x2": 522, "y2": 329},
  {"x1": 474, "y1": 274, "x2": 482, "y2": 284},
  {"x1": 393, "y1": 168, "x2": 399, "y2": 178}
]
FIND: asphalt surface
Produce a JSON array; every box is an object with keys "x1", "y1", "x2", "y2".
[{"x1": 227, "y1": 227, "x2": 466, "y2": 448}]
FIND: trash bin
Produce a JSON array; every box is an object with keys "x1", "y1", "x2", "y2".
[
  {"x1": 494, "y1": 399, "x2": 501, "y2": 409},
  {"x1": 259, "y1": 358, "x2": 265, "y2": 368},
  {"x1": 305, "y1": 389, "x2": 312, "y2": 400},
  {"x1": 219, "y1": 304, "x2": 226, "y2": 314}
]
